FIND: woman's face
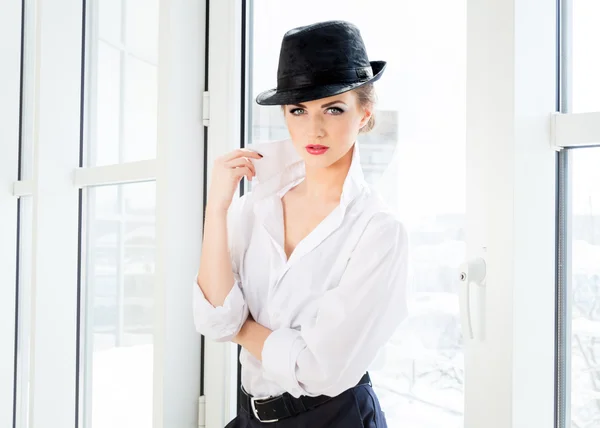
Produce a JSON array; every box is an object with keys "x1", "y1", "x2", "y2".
[{"x1": 284, "y1": 90, "x2": 372, "y2": 168}]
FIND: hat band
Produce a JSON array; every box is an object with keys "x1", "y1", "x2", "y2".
[{"x1": 277, "y1": 66, "x2": 373, "y2": 90}]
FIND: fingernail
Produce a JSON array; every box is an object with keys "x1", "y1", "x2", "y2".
[{"x1": 258, "y1": 154, "x2": 263, "y2": 158}]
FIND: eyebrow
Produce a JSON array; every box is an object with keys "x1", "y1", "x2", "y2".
[{"x1": 291, "y1": 100, "x2": 346, "y2": 109}]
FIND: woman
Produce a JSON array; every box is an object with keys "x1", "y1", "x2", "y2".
[{"x1": 194, "y1": 20, "x2": 408, "y2": 427}]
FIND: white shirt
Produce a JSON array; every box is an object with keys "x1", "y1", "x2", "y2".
[{"x1": 193, "y1": 139, "x2": 408, "y2": 398}]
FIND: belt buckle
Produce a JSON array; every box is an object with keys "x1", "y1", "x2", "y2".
[{"x1": 250, "y1": 396, "x2": 279, "y2": 423}]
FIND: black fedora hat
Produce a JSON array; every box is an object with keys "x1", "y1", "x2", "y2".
[{"x1": 256, "y1": 20, "x2": 386, "y2": 106}]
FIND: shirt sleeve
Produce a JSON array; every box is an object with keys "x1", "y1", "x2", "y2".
[
  {"x1": 192, "y1": 194, "x2": 250, "y2": 342},
  {"x1": 192, "y1": 278, "x2": 248, "y2": 342},
  {"x1": 261, "y1": 214, "x2": 409, "y2": 397}
]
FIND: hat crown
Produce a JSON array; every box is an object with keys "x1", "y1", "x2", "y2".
[
  {"x1": 255, "y1": 20, "x2": 386, "y2": 105},
  {"x1": 276, "y1": 21, "x2": 371, "y2": 89}
]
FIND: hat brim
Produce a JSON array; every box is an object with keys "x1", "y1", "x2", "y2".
[{"x1": 255, "y1": 61, "x2": 386, "y2": 106}]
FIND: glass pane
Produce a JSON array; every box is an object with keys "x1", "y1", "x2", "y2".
[
  {"x1": 86, "y1": 0, "x2": 158, "y2": 166},
  {"x1": 125, "y1": 0, "x2": 159, "y2": 63},
  {"x1": 123, "y1": 57, "x2": 157, "y2": 163},
  {"x1": 83, "y1": 181, "x2": 156, "y2": 428},
  {"x1": 94, "y1": 41, "x2": 121, "y2": 166},
  {"x1": 572, "y1": 0, "x2": 600, "y2": 113},
  {"x1": 249, "y1": 1, "x2": 465, "y2": 426},
  {"x1": 98, "y1": 0, "x2": 122, "y2": 45},
  {"x1": 570, "y1": 147, "x2": 600, "y2": 427}
]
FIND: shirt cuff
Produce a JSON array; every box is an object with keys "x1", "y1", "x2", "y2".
[
  {"x1": 261, "y1": 328, "x2": 306, "y2": 397},
  {"x1": 192, "y1": 279, "x2": 248, "y2": 342}
]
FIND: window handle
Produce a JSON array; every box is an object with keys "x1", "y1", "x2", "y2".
[{"x1": 459, "y1": 257, "x2": 487, "y2": 341}]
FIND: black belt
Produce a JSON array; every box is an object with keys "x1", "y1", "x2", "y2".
[{"x1": 239, "y1": 372, "x2": 371, "y2": 423}]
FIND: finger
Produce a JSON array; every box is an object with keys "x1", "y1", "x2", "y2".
[
  {"x1": 225, "y1": 157, "x2": 257, "y2": 176},
  {"x1": 243, "y1": 150, "x2": 263, "y2": 159},
  {"x1": 225, "y1": 156, "x2": 252, "y2": 167},
  {"x1": 232, "y1": 166, "x2": 255, "y2": 181},
  {"x1": 247, "y1": 150, "x2": 263, "y2": 159},
  {"x1": 235, "y1": 162, "x2": 256, "y2": 178},
  {"x1": 246, "y1": 162, "x2": 256, "y2": 177},
  {"x1": 222, "y1": 148, "x2": 263, "y2": 162}
]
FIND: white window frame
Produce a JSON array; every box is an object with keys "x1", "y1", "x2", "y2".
[
  {"x1": 153, "y1": 0, "x2": 206, "y2": 426},
  {"x1": 465, "y1": 0, "x2": 557, "y2": 425},
  {"x1": 202, "y1": 0, "x2": 244, "y2": 427},
  {"x1": 1, "y1": 0, "x2": 208, "y2": 427},
  {"x1": 553, "y1": 0, "x2": 600, "y2": 426},
  {"x1": 0, "y1": 2, "x2": 23, "y2": 427},
  {"x1": 552, "y1": 112, "x2": 600, "y2": 149},
  {"x1": 24, "y1": 2, "x2": 84, "y2": 426}
]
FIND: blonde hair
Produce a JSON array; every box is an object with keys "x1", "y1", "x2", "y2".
[{"x1": 353, "y1": 83, "x2": 377, "y2": 134}]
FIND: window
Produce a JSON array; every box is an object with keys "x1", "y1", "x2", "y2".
[
  {"x1": 568, "y1": 149, "x2": 600, "y2": 427},
  {"x1": 0, "y1": 0, "x2": 204, "y2": 426},
  {"x1": 82, "y1": 182, "x2": 156, "y2": 428},
  {"x1": 0, "y1": 2, "x2": 32, "y2": 427},
  {"x1": 81, "y1": 2, "x2": 159, "y2": 426},
  {"x1": 556, "y1": 1, "x2": 600, "y2": 427},
  {"x1": 87, "y1": 0, "x2": 159, "y2": 166},
  {"x1": 572, "y1": 0, "x2": 600, "y2": 113}
]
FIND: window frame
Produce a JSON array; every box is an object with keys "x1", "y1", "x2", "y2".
[
  {"x1": 555, "y1": 0, "x2": 600, "y2": 427},
  {"x1": 2, "y1": 0, "x2": 208, "y2": 426},
  {"x1": 0, "y1": 2, "x2": 24, "y2": 427},
  {"x1": 206, "y1": 0, "x2": 567, "y2": 427},
  {"x1": 202, "y1": 0, "x2": 245, "y2": 426}
]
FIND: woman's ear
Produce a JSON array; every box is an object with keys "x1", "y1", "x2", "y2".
[{"x1": 359, "y1": 105, "x2": 373, "y2": 129}]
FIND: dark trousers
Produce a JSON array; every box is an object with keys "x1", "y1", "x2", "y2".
[{"x1": 225, "y1": 383, "x2": 388, "y2": 428}]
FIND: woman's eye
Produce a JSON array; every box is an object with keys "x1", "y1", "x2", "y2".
[
  {"x1": 326, "y1": 107, "x2": 344, "y2": 115},
  {"x1": 289, "y1": 107, "x2": 344, "y2": 115}
]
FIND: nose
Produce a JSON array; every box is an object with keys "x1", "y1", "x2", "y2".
[{"x1": 307, "y1": 114, "x2": 325, "y2": 140}]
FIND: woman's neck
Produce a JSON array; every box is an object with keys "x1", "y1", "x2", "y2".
[{"x1": 295, "y1": 146, "x2": 354, "y2": 203}]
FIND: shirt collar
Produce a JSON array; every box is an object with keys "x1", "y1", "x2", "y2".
[{"x1": 245, "y1": 138, "x2": 368, "y2": 209}]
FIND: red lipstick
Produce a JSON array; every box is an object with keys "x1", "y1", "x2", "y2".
[{"x1": 305, "y1": 145, "x2": 329, "y2": 155}]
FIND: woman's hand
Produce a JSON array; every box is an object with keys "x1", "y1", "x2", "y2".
[
  {"x1": 233, "y1": 316, "x2": 273, "y2": 362},
  {"x1": 206, "y1": 148, "x2": 262, "y2": 212}
]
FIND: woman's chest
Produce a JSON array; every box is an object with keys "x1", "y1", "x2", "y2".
[
  {"x1": 281, "y1": 193, "x2": 339, "y2": 260},
  {"x1": 239, "y1": 222, "x2": 360, "y2": 329}
]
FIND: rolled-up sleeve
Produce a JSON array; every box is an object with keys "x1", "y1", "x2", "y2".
[
  {"x1": 261, "y1": 215, "x2": 409, "y2": 397},
  {"x1": 192, "y1": 194, "x2": 250, "y2": 342},
  {"x1": 193, "y1": 278, "x2": 249, "y2": 342}
]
